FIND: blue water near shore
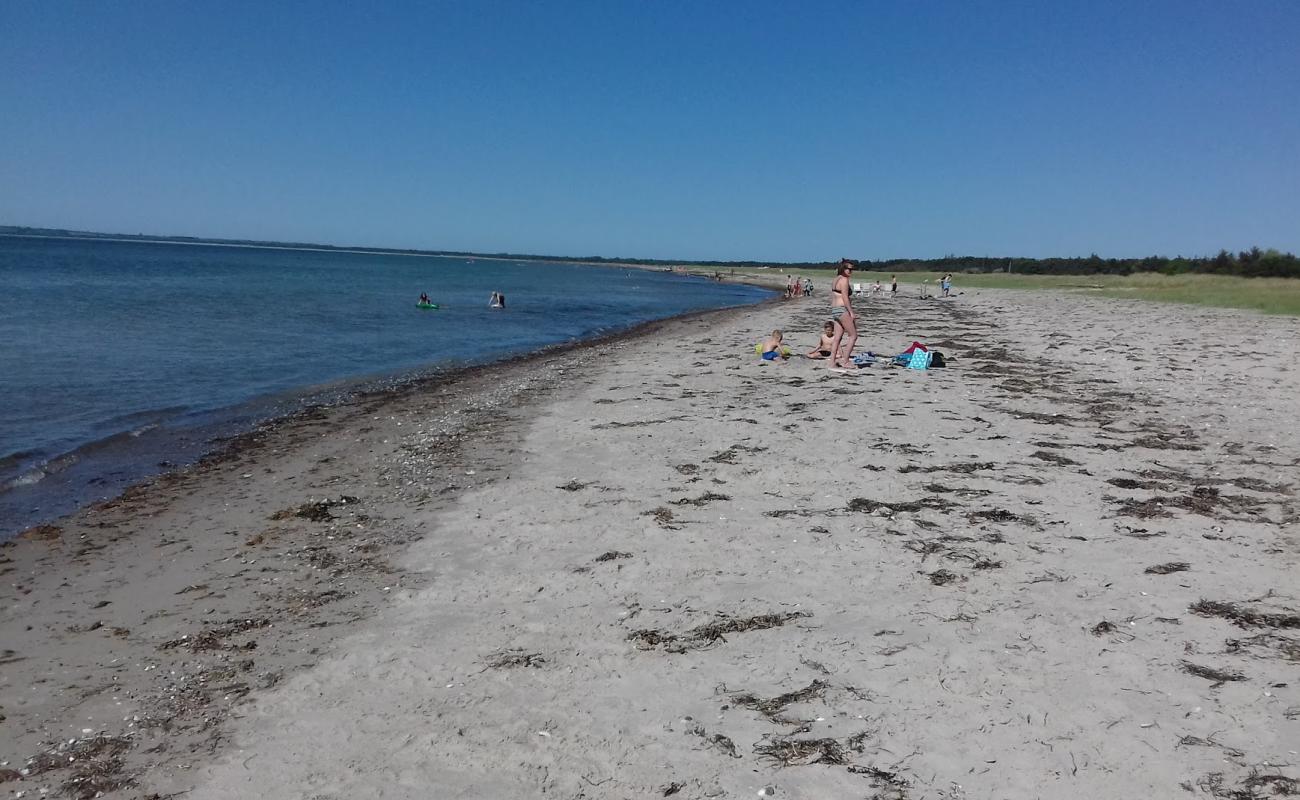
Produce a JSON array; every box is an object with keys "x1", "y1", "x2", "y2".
[{"x1": 0, "y1": 236, "x2": 770, "y2": 537}]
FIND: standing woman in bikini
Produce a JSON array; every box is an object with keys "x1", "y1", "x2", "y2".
[{"x1": 827, "y1": 259, "x2": 858, "y2": 370}]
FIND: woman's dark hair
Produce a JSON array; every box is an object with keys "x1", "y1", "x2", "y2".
[{"x1": 837, "y1": 259, "x2": 855, "y2": 276}]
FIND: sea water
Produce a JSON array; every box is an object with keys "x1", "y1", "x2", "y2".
[{"x1": 0, "y1": 236, "x2": 770, "y2": 537}]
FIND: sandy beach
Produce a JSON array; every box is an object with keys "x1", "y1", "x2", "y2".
[{"x1": 3, "y1": 289, "x2": 1298, "y2": 799}]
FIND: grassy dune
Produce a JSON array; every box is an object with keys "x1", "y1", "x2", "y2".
[{"x1": 713, "y1": 267, "x2": 1300, "y2": 316}]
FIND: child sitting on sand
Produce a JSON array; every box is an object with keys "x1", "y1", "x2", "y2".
[
  {"x1": 761, "y1": 330, "x2": 788, "y2": 361},
  {"x1": 806, "y1": 321, "x2": 836, "y2": 359}
]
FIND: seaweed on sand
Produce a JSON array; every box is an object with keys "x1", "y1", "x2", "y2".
[
  {"x1": 1198, "y1": 769, "x2": 1299, "y2": 799},
  {"x1": 1107, "y1": 477, "x2": 1177, "y2": 492},
  {"x1": 270, "y1": 495, "x2": 359, "y2": 522},
  {"x1": 967, "y1": 508, "x2": 1037, "y2": 526},
  {"x1": 556, "y1": 480, "x2": 592, "y2": 491},
  {"x1": 670, "y1": 491, "x2": 731, "y2": 507},
  {"x1": 848, "y1": 496, "x2": 951, "y2": 514},
  {"x1": 594, "y1": 550, "x2": 632, "y2": 562},
  {"x1": 1031, "y1": 450, "x2": 1081, "y2": 466},
  {"x1": 1115, "y1": 487, "x2": 1262, "y2": 520},
  {"x1": 707, "y1": 445, "x2": 767, "y2": 464},
  {"x1": 1190, "y1": 599, "x2": 1300, "y2": 630},
  {"x1": 754, "y1": 736, "x2": 851, "y2": 766},
  {"x1": 1181, "y1": 660, "x2": 1247, "y2": 685},
  {"x1": 687, "y1": 726, "x2": 741, "y2": 758},
  {"x1": 898, "y1": 461, "x2": 995, "y2": 474},
  {"x1": 1131, "y1": 434, "x2": 1202, "y2": 451},
  {"x1": 157, "y1": 617, "x2": 270, "y2": 652},
  {"x1": 926, "y1": 569, "x2": 960, "y2": 586},
  {"x1": 847, "y1": 764, "x2": 912, "y2": 799},
  {"x1": 485, "y1": 649, "x2": 546, "y2": 669},
  {"x1": 24, "y1": 735, "x2": 136, "y2": 800},
  {"x1": 1226, "y1": 633, "x2": 1300, "y2": 661},
  {"x1": 629, "y1": 611, "x2": 811, "y2": 653},
  {"x1": 1145, "y1": 562, "x2": 1191, "y2": 574},
  {"x1": 644, "y1": 507, "x2": 682, "y2": 529},
  {"x1": 684, "y1": 612, "x2": 811, "y2": 648},
  {"x1": 729, "y1": 680, "x2": 828, "y2": 719}
]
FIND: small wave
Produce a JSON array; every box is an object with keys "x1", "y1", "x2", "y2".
[
  {"x1": 0, "y1": 449, "x2": 40, "y2": 473},
  {"x1": 2, "y1": 451, "x2": 80, "y2": 491}
]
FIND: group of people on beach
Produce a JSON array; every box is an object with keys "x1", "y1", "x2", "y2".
[
  {"x1": 761, "y1": 260, "x2": 923, "y2": 371},
  {"x1": 784, "y1": 275, "x2": 812, "y2": 299}
]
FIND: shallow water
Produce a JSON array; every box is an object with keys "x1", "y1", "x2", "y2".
[{"x1": 0, "y1": 236, "x2": 770, "y2": 536}]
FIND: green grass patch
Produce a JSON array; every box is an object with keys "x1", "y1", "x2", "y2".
[{"x1": 707, "y1": 267, "x2": 1300, "y2": 316}]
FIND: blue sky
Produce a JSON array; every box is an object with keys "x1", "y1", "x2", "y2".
[{"x1": 2, "y1": 1, "x2": 1297, "y2": 261}]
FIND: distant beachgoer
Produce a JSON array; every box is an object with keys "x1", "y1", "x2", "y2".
[
  {"x1": 807, "y1": 321, "x2": 836, "y2": 359},
  {"x1": 803, "y1": 278, "x2": 812, "y2": 296},
  {"x1": 942, "y1": 273, "x2": 952, "y2": 297},
  {"x1": 872, "y1": 280, "x2": 882, "y2": 296},
  {"x1": 828, "y1": 260, "x2": 858, "y2": 371},
  {"x1": 761, "y1": 330, "x2": 787, "y2": 361},
  {"x1": 890, "y1": 275, "x2": 898, "y2": 296}
]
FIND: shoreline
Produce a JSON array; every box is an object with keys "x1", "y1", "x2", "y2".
[
  {"x1": 3, "y1": 289, "x2": 1298, "y2": 798},
  {"x1": 0, "y1": 288, "x2": 776, "y2": 542},
  {"x1": 0, "y1": 299, "x2": 774, "y2": 796}
]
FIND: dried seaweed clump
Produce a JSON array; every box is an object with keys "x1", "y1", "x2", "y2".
[
  {"x1": 1190, "y1": 599, "x2": 1300, "y2": 630},
  {"x1": 848, "y1": 497, "x2": 950, "y2": 514},
  {"x1": 1181, "y1": 660, "x2": 1247, "y2": 685},
  {"x1": 926, "y1": 569, "x2": 960, "y2": 586},
  {"x1": 24, "y1": 734, "x2": 135, "y2": 800},
  {"x1": 1116, "y1": 487, "x2": 1262, "y2": 520},
  {"x1": 643, "y1": 506, "x2": 681, "y2": 529},
  {"x1": 630, "y1": 611, "x2": 811, "y2": 653},
  {"x1": 556, "y1": 480, "x2": 592, "y2": 491},
  {"x1": 967, "y1": 508, "x2": 1036, "y2": 526},
  {"x1": 1226, "y1": 633, "x2": 1300, "y2": 662},
  {"x1": 729, "y1": 680, "x2": 827, "y2": 719},
  {"x1": 685, "y1": 612, "x2": 810, "y2": 648},
  {"x1": 594, "y1": 550, "x2": 632, "y2": 562},
  {"x1": 1197, "y1": 769, "x2": 1299, "y2": 799},
  {"x1": 1031, "y1": 450, "x2": 1080, "y2": 466},
  {"x1": 1145, "y1": 562, "x2": 1190, "y2": 575},
  {"x1": 687, "y1": 726, "x2": 740, "y2": 758},
  {"x1": 847, "y1": 764, "x2": 912, "y2": 799},
  {"x1": 754, "y1": 735, "x2": 851, "y2": 766},
  {"x1": 158, "y1": 617, "x2": 271, "y2": 652},
  {"x1": 670, "y1": 491, "x2": 731, "y2": 507},
  {"x1": 270, "y1": 495, "x2": 359, "y2": 522},
  {"x1": 486, "y1": 649, "x2": 546, "y2": 669}
]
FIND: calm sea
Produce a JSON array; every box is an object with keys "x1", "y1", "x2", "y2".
[{"x1": 0, "y1": 236, "x2": 770, "y2": 537}]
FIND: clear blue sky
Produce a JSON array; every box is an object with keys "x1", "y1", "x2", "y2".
[{"x1": 2, "y1": 1, "x2": 1297, "y2": 261}]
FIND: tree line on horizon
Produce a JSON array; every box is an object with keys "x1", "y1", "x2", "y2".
[
  {"x1": 833, "y1": 248, "x2": 1300, "y2": 278},
  {"x1": 2, "y1": 225, "x2": 1296, "y2": 278}
]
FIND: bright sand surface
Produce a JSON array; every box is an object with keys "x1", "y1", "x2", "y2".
[{"x1": 2, "y1": 289, "x2": 1298, "y2": 799}]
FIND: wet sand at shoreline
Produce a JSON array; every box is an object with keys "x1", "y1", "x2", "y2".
[{"x1": 3, "y1": 290, "x2": 1298, "y2": 799}]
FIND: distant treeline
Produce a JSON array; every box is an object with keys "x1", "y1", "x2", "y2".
[
  {"x1": 841, "y1": 248, "x2": 1300, "y2": 278},
  {"x1": 2, "y1": 225, "x2": 1296, "y2": 278}
]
